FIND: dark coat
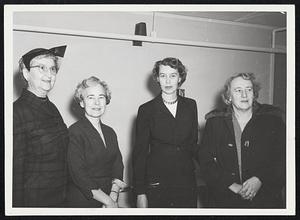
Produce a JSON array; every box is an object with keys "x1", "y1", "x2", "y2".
[
  {"x1": 132, "y1": 94, "x2": 199, "y2": 195},
  {"x1": 66, "y1": 117, "x2": 124, "y2": 207},
  {"x1": 13, "y1": 89, "x2": 69, "y2": 207},
  {"x1": 199, "y1": 102, "x2": 286, "y2": 208}
]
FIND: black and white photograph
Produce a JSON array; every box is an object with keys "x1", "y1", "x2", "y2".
[{"x1": 4, "y1": 4, "x2": 295, "y2": 215}]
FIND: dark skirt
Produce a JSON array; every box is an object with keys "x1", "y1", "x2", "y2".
[
  {"x1": 209, "y1": 186, "x2": 284, "y2": 208},
  {"x1": 146, "y1": 186, "x2": 197, "y2": 208},
  {"x1": 66, "y1": 179, "x2": 111, "y2": 208}
]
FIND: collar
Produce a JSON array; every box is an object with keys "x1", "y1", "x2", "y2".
[
  {"x1": 20, "y1": 89, "x2": 50, "y2": 108},
  {"x1": 19, "y1": 89, "x2": 60, "y2": 116},
  {"x1": 153, "y1": 92, "x2": 185, "y2": 119},
  {"x1": 21, "y1": 89, "x2": 49, "y2": 101},
  {"x1": 205, "y1": 101, "x2": 282, "y2": 120}
]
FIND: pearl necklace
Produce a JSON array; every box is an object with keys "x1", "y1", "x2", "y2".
[{"x1": 163, "y1": 98, "x2": 178, "y2": 105}]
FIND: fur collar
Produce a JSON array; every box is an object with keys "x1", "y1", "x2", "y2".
[{"x1": 205, "y1": 102, "x2": 284, "y2": 120}]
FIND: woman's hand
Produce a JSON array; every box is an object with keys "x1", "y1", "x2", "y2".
[
  {"x1": 239, "y1": 176, "x2": 262, "y2": 200},
  {"x1": 110, "y1": 190, "x2": 119, "y2": 202},
  {"x1": 228, "y1": 182, "x2": 242, "y2": 194},
  {"x1": 105, "y1": 199, "x2": 119, "y2": 208},
  {"x1": 92, "y1": 188, "x2": 119, "y2": 208},
  {"x1": 112, "y1": 178, "x2": 127, "y2": 189},
  {"x1": 136, "y1": 194, "x2": 148, "y2": 208}
]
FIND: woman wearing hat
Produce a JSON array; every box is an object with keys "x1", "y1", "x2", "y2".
[
  {"x1": 13, "y1": 46, "x2": 69, "y2": 207},
  {"x1": 67, "y1": 76, "x2": 126, "y2": 208},
  {"x1": 132, "y1": 57, "x2": 199, "y2": 208}
]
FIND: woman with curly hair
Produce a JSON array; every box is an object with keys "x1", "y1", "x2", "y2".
[
  {"x1": 67, "y1": 76, "x2": 126, "y2": 208},
  {"x1": 133, "y1": 57, "x2": 199, "y2": 208},
  {"x1": 199, "y1": 73, "x2": 286, "y2": 208}
]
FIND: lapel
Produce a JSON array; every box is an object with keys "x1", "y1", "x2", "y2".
[
  {"x1": 225, "y1": 103, "x2": 259, "y2": 139},
  {"x1": 154, "y1": 93, "x2": 171, "y2": 117},
  {"x1": 99, "y1": 121, "x2": 109, "y2": 147},
  {"x1": 154, "y1": 93, "x2": 185, "y2": 120},
  {"x1": 175, "y1": 95, "x2": 184, "y2": 121},
  {"x1": 81, "y1": 117, "x2": 107, "y2": 148},
  {"x1": 223, "y1": 106, "x2": 235, "y2": 138}
]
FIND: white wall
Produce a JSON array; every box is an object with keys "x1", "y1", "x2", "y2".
[{"x1": 13, "y1": 11, "x2": 276, "y2": 207}]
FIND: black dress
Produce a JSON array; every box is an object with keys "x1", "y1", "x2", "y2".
[
  {"x1": 66, "y1": 117, "x2": 124, "y2": 207},
  {"x1": 13, "y1": 89, "x2": 69, "y2": 207},
  {"x1": 132, "y1": 94, "x2": 199, "y2": 208}
]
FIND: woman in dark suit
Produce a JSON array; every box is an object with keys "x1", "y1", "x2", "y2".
[
  {"x1": 199, "y1": 73, "x2": 285, "y2": 208},
  {"x1": 132, "y1": 57, "x2": 199, "y2": 208},
  {"x1": 67, "y1": 76, "x2": 126, "y2": 208}
]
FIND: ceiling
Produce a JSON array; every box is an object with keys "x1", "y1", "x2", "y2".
[{"x1": 164, "y1": 12, "x2": 286, "y2": 28}]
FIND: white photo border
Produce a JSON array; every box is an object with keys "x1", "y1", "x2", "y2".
[{"x1": 4, "y1": 4, "x2": 295, "y2": 216}]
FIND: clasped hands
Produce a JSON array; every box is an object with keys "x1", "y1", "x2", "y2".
[
  {"x1": 102, "y1": 191, "x2": 119, "y2": 208},
  {"x1": 229, "y1": 176, "x2": 262, "y2": 201},
  {"x1": 103, "y1": 179, "x2": 128, "y2": 208}
]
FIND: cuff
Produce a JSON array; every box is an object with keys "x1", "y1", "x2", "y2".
[{"x1": 112, "y1": 178, "x2": 127, "y2": 189}]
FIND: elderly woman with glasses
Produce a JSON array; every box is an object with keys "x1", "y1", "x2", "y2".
[
  {"x1": 199, "y1": 73, "x2": 286, "y2": 208},
  {"x1": 66, "y1": 76, "x2": 126, "y2": 208},
  {"x1": 13, "y1": 46, "x2": 69, "y2": 207}
]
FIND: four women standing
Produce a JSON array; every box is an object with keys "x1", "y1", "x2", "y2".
[{"x1": 13, "y1": 47, "x2": 286, "y2": 208}]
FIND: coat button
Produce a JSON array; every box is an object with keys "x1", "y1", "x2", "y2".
[{"x1": 231, "y1": 172, "x2": 236, "y2": 176}]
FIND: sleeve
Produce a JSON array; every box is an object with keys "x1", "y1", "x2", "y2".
[
  {"x1": 255, "y1": 117, "x2": 286, "y2": 189},
  {"x1": 111, "y1": 131, "x2": 124, "y2": 181},
  {"x1": 13, "y1": 113, "x2": 26, "y2": 207},
  {"x1": 198, "y1": 119, "x2": 236, "y2": 191},
  {"x1": 67, "y1": 129, "x2": 99, "y2": 200},
  {"x1": 191, "y1": 100, "x2": 200, "y2": 157},
  {"x1": 132, "y1": 105, "x2": 151, "y2": 195}
]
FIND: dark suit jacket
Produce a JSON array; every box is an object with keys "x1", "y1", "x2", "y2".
[
  {"x1": 13, "y1": 89, "x2": 69, "y2": 207},
  {"x1": 199, "y1": 103, "x2": 286, "y2": 208},
  {"x1": 67, "y1": 117, "x2": 124, "y2": 207},
  {"x1": 132, "y1": 94, "x2": 199, "y2": 195}
]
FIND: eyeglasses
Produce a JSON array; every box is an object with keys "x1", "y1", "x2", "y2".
[{"x1": 30, "y1": 64, "x2": 57, "y2": 75}]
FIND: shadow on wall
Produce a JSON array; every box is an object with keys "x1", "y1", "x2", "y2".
[
  {"x1": 124, "y1": 71, "x2": 160, "y2": 207},
  {"x1": 146, "y1": 71, "x2": 160, "y2": 98},
  {"x1": 123, "y1": 115, "x2": 136, "y2": 208},
  {"x1": 197, "y1": 90, "x2": 225, "y2": 144},
  {"x1": 69, "y1": 98, "x2": 84, "y2": 122},
  {"x1": 14, "y1": 69, "x2": 25, "y2": 98},
  {"x1": 214, "y1": 89, "x2": 227, "y2": 112}
]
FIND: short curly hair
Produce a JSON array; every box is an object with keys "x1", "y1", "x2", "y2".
[
  {"x1": 152, "y1": 57, "x2": 187, "y2": 87},
  {"x1": 222, "y1": 72, "x2": 261, "y2": 105},
  {"x1": 74, "y1": 76, "x2": 112, "y2": 105}
]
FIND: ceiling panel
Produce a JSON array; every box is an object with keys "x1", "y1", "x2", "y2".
[
  {"x1": 163, "y1": 12, "x2": 286, "y2": 28},
  {"x1": 238, "y1": 12, "x2": 286, "y2": 28}
]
